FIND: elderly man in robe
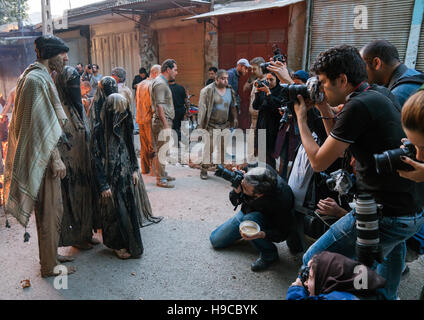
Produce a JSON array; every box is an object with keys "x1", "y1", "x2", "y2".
[
  {"x1": 4, "y1": 35, "x2": 76, "y2": 277},
  {"x1": 135, "y1": 64, "x2": 161, "y2": 174}
]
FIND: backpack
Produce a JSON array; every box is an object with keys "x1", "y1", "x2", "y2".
[{"x1": 389, "y1": 73, "x2": 424, "y2": 91}]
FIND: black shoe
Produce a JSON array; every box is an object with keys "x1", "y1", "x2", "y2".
[{"x1": 251, "y1": 257, "x2": 278, "y2": 272}]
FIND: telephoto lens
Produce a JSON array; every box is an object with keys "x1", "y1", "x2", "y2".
[
  {"x1": 355, "y1": 194, "x2": 383, "y2": 267},
  {"x1": 214, "y1": 165, "x2": 244, "y2": 189}
]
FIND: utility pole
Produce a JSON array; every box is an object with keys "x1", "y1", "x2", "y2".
[
  {"x1": 41, "y1": 0, "x2": 53, "y2": 35},
  {"x1": 17, "y1": 0, "x2": 23, "y2": 30}
]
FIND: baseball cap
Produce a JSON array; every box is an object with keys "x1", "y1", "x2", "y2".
[{"x1": 237, "y1": 58, "x2": 252, "y2": 68}]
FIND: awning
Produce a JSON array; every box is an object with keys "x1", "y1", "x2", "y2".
[{"x1": 185, "y1": 0, "x2": 304, "y2": 20}]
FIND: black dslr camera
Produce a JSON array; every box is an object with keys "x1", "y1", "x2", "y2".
[
  {"x1": 215, "y1": 164, "x2": 244, "y2": 189},
  {"x1": 254, "y1": 79, "x2": 270, "y2": 88},
  {"x1": 280, "y1": 76, "x2": 324, "y2": 104},
  {"x1": 374, "y1": 139, "x2": 417, "y2": 174},
  {"x1": 260, "y1": 44, "x2": 287, "y2": 74}
]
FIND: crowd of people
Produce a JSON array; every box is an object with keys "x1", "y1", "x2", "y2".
[{"x1": 1, "y1": 33, "x2": 424, "y2": 300}]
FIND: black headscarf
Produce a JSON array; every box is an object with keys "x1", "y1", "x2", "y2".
[
  {"x1": 55, "y1": 66, "x2": 84, "y2": 118},
  {"x1": 34, "y1": 35, "x2": 69, "y2": 60},
  {"x1": 313, "y1": 251, "x2": 386, "y2": 296}
]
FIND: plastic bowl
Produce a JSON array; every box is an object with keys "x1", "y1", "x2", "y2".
[{"x1": 239, "y1": 220, "x2": 260, "y2": 237}]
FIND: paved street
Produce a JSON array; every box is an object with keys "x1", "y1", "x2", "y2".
[{"x1": 0, "y1": 138, "x2": 423, "y2": 300}]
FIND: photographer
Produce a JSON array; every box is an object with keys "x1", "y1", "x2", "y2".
[
  {"x1": 252, "y1": 72, "x2": 282, "y2": 169},
  {"x1": 273, "y1": 45, "x2": 424, "y2": 300},
  {"x1": 398, "y1": 87, "x2": 424, "y2": 182},
  {"x1": 287, "y1": 251, "x2": 386, "y2": 300},
  {"x1": 81, "y1": 64, "x2": 93, "y2": 83},
  {"x1": 210, "y1": 166, "x2": 294, "y2": 272}
]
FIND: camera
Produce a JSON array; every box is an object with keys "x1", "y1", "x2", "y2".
[
  {"x1": 260, "y1": 44, "x2": 287, "y2": 74},
  {"x1": 355, "y1": 193, "x2": 383, "y2": 267},
  {"x1": 320, "y1": 169, "x2": 354, "y2": 196},
  {"x1": 86, "y1": 64, "x2": 92, "y2": 69},
  {"x1": 298, "y1": 265, "x2": 310, "y2": 289},
  {"x1": 278, "y1": 103, "x2": 294, "y2": 128},
  {"x1": 280, "y1": 76, "x2": 324, "y2": 104},
  {"x1": 254, "y1": 79, "x2": 270, "y2": 88},
  {"x1": 374, "y1": 139, "x2": 417, "y2": 174},
  {"x1": 215, "y1": 164, "x2": 244, "y2": 189}
]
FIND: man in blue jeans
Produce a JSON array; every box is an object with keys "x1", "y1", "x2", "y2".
[
  {"x1": 270, "y1": 45, "x2": 424, "y2": 300},
  {"x1": 210, "y1": 166, "x2": 294, "y2": 272}
]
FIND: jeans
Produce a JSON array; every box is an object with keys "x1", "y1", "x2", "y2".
[
  {"x1": 210, "y1": 210, "x2": 278, "y2": 262},
  {"x1": 302, "y1": 209, "x2": 424, "y2": 300}
]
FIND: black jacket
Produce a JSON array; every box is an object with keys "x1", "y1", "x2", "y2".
[{"x1": 229, "y1": 175, "x2": 294, "y2": 242}]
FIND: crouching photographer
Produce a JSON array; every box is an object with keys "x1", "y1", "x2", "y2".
[
  {"x1": 272, "y1": 45, "x2": 424, "y2": 300},
  {"x1": 210, "y1": 165, "x2": 294, "y2": 272}
]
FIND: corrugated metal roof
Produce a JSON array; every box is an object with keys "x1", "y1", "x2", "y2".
[{"x1": 185, "y1": 0, "x2": 303, "y2": 19}]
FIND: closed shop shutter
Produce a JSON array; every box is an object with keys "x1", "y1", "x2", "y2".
[
  {"x1": 91, "y1": 30, "x2": 140, "y2": 92},
  {"x1": 416, "y1": 20, "x2": 424, "y2": 72},
  {"x1": 309, "y1": 0, "x2": 415, "y2": 70},
  {"x1": 158, "y1": 25, "x2": 204, "y2": 105}
]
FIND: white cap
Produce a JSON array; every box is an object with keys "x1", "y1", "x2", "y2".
[{"x1": 237, "y1": 58, "x2": 252, "y2": 68}]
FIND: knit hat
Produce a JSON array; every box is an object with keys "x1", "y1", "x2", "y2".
[
  {"x1": 293, "y1": 70, "x2": 309, "y2": 83},
  {"x1": 34, "y1": 35, "x2": 69, "y2": 60}
]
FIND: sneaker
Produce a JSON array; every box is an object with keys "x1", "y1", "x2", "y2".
[
  {"x1": 250, "y1": 257, "x2": 278, "y2": 272},
  {"x1": 156, "y1": 179, "x2": 175, "y2": 188}
]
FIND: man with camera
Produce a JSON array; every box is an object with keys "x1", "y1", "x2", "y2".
[
  {"x1": 271, "y1": 45, "x2": 424, "y2": 300},
  {"x1": 210, "y1": 165, "x2": 294, "y2": 271}
]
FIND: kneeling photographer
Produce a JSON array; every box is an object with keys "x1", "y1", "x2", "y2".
[
  {"x1": 210, "y1": 165, "x2": 294, "y2": 272},
  {"x1": 270, "y1": 45, "x2": 424, "y2": 300}
]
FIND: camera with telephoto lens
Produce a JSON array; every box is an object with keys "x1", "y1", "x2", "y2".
[
  {"x1": 260, "y1": 44, "x2": 287, "y2": 74},
  {"x1": 254, "y1": 79, "x2": 270, "y2": 88},
  {"x1": 374, "y1": 139, "x2": 417, "y2": 174},
  {"x1": 278, "y1": 102, "x2": 294, "y2": 128},
  {"x1": 280, "y1": 76, "x2": 324, "y2": 104},
  {"x1": 320, "y1": 169, "x2": 354, "y2": 196},
  {"x1": 215, "y1": 164, "x2": 244, "y2": 189},
  {"x1": 355, "y1": 193, "x2": 383, "y2": 267}
]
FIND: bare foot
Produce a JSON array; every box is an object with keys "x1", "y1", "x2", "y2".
[
  {"x1": 41, "y1": 265, "x2": 77, "y2": 278},
  {"x1": 90, "y1": 237, "x2": 101, "y2": 245},
  {"x1": 114, "y1": 249, "x2": 131, "y2": 259},
  {"x1": 73, "y1": 242, "x2": 93, "y2": 250},
  {"x1": 57, "y1": 254, "x2": 75, "y2": 263}
]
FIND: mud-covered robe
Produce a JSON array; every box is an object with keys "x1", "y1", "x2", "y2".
[
  {"x1": 135, "y1": 78, "x2": 154, "y2": 173},
  {"x1": 55, "y1": 66, "x2": 97, "y2": 246},
  {"x1": 4, "y1": 62, "x2": 67, "y2": 227}
]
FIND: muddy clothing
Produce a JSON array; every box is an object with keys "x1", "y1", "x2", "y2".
[
  {"x1": 92, "y1": 93, "x2": 143, "y2": 256},
  {"x1": 198, "y1": 82, "x2": 237, "y2": 168},
  {"x1": 198, "y1": 82, "x2": 237, "y2": 131},
  {"x1": 55, "y1": 66, "x2": 97, "y2": 246},
  {"x1": 35, "y1": 156, "x2": 64, "y2": 276},
  {"x1": 151, "y1": 75, "x2": 174, "y2": 121},
  {"x1": 136, "y1": 78, "x2": 154, "y2": 173},
  {"x1": 5, "y1": 62, "x2": 68, "y2": 274}
]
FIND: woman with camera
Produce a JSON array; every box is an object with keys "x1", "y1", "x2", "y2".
[
  {"x1": 398, "y1": 87, "x2": 424, "y2": 182},
  {"x1": 287, "y1": 251, "x2": 386, "y2": 300},
  {"x1": 252, "y1": 72, "x2": 282, "y2": 169}
]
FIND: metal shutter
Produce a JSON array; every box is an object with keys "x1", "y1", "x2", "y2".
[
  {"x1": 308, "y1": 0, "x2": 415, "y2": 70},
  {"x1": 416, "y1": 19, "x2": 424, "y2": 72},
  {"x1": 158, "y1": 26, "x2": 205, "y2": 105}
]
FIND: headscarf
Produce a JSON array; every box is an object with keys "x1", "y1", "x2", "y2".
[
  {"x1": 111, "y1": 67, "x2": 126, "y2": 83},
  {"x1": 313, "y1": 251, "x2": 386, "y2": 296},
  {"x1": 55, "y1": 66, "x2": 84, "y2": 117},
  {"x1": 34, "y1": 35, "x2": 69, "y2": 60}
]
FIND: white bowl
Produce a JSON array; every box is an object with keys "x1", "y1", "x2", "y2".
[{"x1": 239, "y1": 220, "x2": 260, "y2": 237}]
